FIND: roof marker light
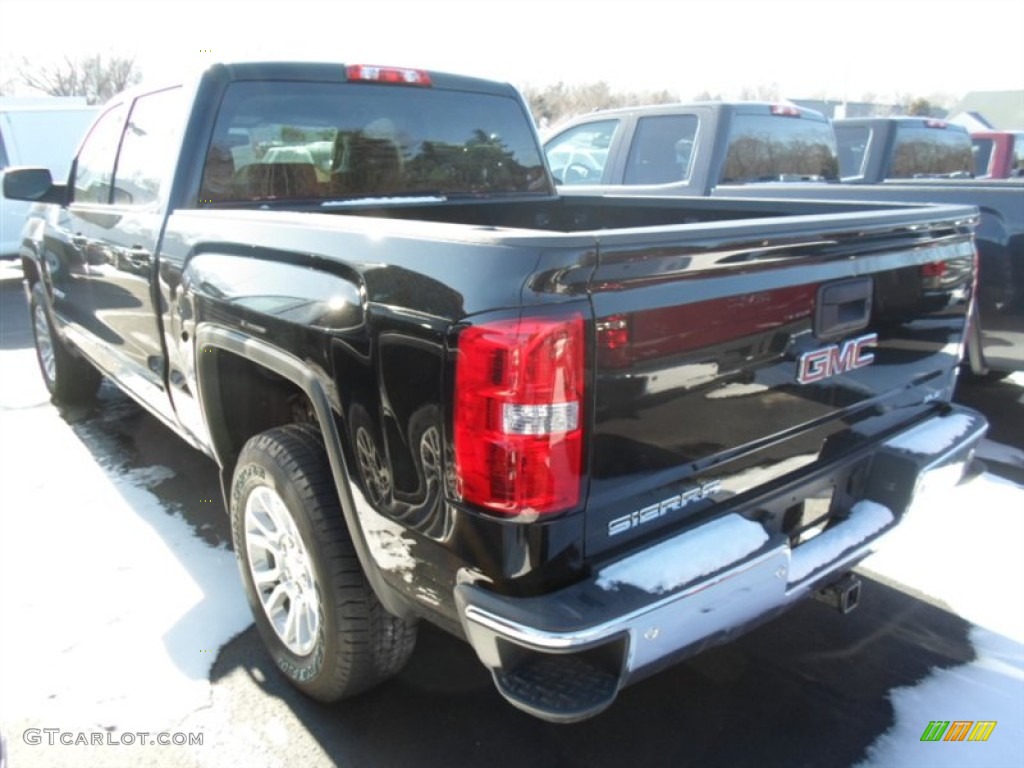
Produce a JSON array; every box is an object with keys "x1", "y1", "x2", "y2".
[{"x1": 346, "y1": 64, "x2": 432, "y2": 86}]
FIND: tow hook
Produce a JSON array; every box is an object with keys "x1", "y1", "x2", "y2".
[{"x1": 814, "y1": 573, "x2": 862, "y2": 614}]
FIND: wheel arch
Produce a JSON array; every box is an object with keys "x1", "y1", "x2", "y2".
[{"x1": 194, "y1": 324, "x2": 415, "y2": 619}]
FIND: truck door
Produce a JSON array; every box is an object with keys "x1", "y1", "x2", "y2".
[{"x1": 63, "y1": 87, "x2": 184, "y2": 419}]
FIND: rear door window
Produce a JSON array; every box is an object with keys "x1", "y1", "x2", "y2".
[
  {"x1": 112, "y1": 87, "x2": 184, "y2": 206},
  {"x1": 623, "y1": 115, "x2": 699, "y2": 185}
]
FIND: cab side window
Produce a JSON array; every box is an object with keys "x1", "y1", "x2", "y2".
[
  {"x1": 624, "y1": 115, "x2": 699, "y2": 185},
  {"x1": 545, "y1": 120, "x2": 618, "y2": 185},
  {"x1": 113, "y1": 87, "x2": 184, "y2": 206},
  {"x1": 73, "y1": 104, "x2": 127, "y2": 204}
]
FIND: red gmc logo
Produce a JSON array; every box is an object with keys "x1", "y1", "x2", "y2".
[{"x1": 797, "y1": 333, "x2": 878, "y2": 384}]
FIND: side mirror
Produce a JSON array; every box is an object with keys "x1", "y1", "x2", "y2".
[{"x1": 3, "y1": 167, "x2": 66, "y2": 204}]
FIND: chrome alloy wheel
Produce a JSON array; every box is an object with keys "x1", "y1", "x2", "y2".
[
  {"x1": 33, "y1": 300, "x2": 56, "y2": 383},
  {"x1": 244, "y1": 486, "x2": 320, "y2": 656}
]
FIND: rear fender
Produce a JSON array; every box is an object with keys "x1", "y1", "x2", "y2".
[{"x1": 194, "y1": 324, "x2": 415, "y2": 619}]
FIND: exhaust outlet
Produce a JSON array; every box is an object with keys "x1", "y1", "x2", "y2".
[{"x1": 814, "y1": 573, "x2": 862, "y2": 614}]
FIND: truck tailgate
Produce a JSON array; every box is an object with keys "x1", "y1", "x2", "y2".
[{"x1": 583, "y1": 205, "x2": 977, "y2": 558}]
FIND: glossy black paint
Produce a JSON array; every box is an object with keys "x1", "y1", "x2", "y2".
[{"x1": 7, "y1": 62, "x2": 984, "y2": 629}]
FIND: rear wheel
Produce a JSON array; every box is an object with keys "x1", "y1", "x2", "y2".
[
  {"x1": 29, "y1": 282, "x2": 101, "y2": 404},
  {"x1": 231, "y1": 423, "x2": 417, "y2": 701}
]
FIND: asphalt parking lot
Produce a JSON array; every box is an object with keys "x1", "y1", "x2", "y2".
[{"x1": 1, "y1": 265, "x2": 1021, "y2": 768}]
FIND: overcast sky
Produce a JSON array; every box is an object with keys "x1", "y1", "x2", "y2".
[{"x1": 4, "y1": 0, "x2": 1023, "y2": 102}]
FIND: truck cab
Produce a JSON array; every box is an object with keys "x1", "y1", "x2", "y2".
[{"x1": 833, "y1": 117, "x2": 975, "y2": 183}]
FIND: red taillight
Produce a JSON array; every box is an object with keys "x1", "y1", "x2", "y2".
[
  {"x1": 345, "y1": 64, "x2": 432, "y2": 86},
  {"x1": 454, "y1": 313, "x2": 584, "y2": 516},
  {"x1": 924, "y1": 119, "x2": 948, "y2": 129},
  {"x1": 771, "y1": 104, "x2": 801, "y2": 117},
  {"x1": 920, "y1": 261, "x2": 947, "y2": 278}
]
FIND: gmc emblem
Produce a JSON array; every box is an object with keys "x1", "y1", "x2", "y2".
[{"x1": 797, "y1": 333, "x2": 878, "y2": 385}]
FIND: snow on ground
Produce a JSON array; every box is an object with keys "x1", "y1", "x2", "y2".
[
  {"x1": 858, "y1": 463, "x2": 1024, "y2": 767},
  {"x1": 0, "y1": 303, "x2": 1021, "y2": 766},
  {"x1": 0, "y1": 347, "x2": 253, "y2": 736}
]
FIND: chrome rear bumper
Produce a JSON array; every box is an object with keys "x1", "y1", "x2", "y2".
[{"x1": 455, "y1": 405, "x2": 987, "y2": 722}]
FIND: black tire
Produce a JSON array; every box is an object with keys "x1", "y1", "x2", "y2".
[
  {"x1": 231, "y1": 423, "x2": 417, "y2": 701},
  {"x1": 29, "y1": 282, "x2": 101, "y2": 404}
]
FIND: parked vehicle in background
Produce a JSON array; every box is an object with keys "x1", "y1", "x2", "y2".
[
  {"x1": 5, "y1": 63, "x2": 988, "y2": 723},
  {"x1": 971, "y1": 130, "x2": 1024, "y2": 179},
  {"x1": 0, "y1": 98, "x2": 97, "y2": 256},
  {"x1": 832, "y1": 117, "x2": 974, "y2": 182},
  {"x1": 545, "y1": 106, "x2": 1024, "y2": 379},
  {"x1": 544, "y1": 101, "x2": 839, "y2": 190}
]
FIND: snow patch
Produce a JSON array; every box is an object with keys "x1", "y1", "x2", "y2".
[
  {"x1": 857, "y1": 627, "x2": 1024, "y2": 768},
  {"x1": 352, "y1": 494, "x2": 418, "y2": 582},
  {"x1": 595, "y1": 513, "x2": 768, "y2": 594},
  {"x1": 864, "y1": 472, "x2": 1024, "y2": 641},
  {"x1": 0, "y1": 349, "x2": 51, "y2": 410},
  {"x1": 885, "y1": 413, "x2": 977, "y2": 455},
  {"x1": 789, "y1": 500, "x2": 893, "y2": 583},
  {"x1": 0, "y1": 403, "x2": 253, "y2": 734},
  {"x1": 860, "y1": 470, "x2": 1024, "y2": 767}
]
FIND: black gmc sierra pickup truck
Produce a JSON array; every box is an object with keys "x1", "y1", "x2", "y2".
[{"x1": 5, "y1": 63, "x2": 987, "y2": 722}]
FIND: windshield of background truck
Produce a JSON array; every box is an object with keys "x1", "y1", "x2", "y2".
[
  {"x1": 889, "y1": 125, "x2": 973, "y2": 178},
  {"x1": 200, "y1": 81, "x2": 551, "y2": 204},
  {"x1": 720, "y1": 113, "x2": 839, "y2": 184}
]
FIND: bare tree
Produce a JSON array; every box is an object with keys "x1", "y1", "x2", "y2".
[
  {"x1": 738, "y1": 82, "x2": 781, "y2": 102},
  {"x1": 905, "y1": 98, "x2": 932, "y2": 116},
  {"x1": 18, "y1": 54, "x2": 142, "y2": 104},
  {"x1": 521, "y1": 81, "x2": 679, "y2": 128},
  {"x1": 0, "y1": 54, "x2": 17, "y2": 96},
  {"x1": 693, "y1": 90, "x2": 725, "y2": 102}
]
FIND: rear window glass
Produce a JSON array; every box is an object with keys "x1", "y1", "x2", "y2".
[
  {"x1": 889, "y1": 126, "x2": 973, "y2": 179},
  {"x1": 201, "y1": 81, "x2": 550, "y2": 204},
  {"x1": 721, "y1": 114, "x2": 838, "y2": 184}
]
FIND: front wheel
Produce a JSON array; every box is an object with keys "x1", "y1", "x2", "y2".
[
  {"x1": 231, "y1": 423, "x2": 417, "y2": 701},
  {"x1": 29, "y1": 282, "x2": 101, "y2": 404}
]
